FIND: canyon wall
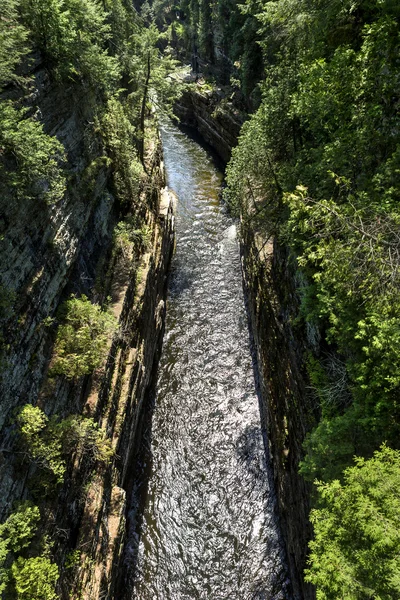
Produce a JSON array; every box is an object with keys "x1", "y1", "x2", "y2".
[
  {"x1": 174, "y1": 85, "x2": 245, "y2": 164},
  {"x1": 0, "y1": 51, "x2": 175, "y2": 598}
]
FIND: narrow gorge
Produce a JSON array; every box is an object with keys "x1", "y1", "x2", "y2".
[
  {"x1": 1, "y1": 0, "x2": 400, "y2": 599},
  {"x1": 121, "y1": 121, "x2": 291, "y2": 599}
]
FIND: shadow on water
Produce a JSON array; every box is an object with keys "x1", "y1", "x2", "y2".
[
  {"x1": 117, "y1": 372, "x2": 159, "y2": 598},
  {"x1": 177, "y1": 123, "x2": 227, "y2": 174},
  {"x1": 239, "y1": 265, "x2": 294, "y2": 599}
]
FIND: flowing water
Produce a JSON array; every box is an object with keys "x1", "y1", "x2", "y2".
[{"x1": 124, "y1": 121, "x2": 291, "y2": 600}]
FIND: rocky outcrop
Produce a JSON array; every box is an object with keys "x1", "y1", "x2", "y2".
[
  {"x1": 66, "y1": 186, "x2": 175, "y2": 600},
  {"x1": 0, "y1": 59, "x2": 116, "y2": 515},
  {"x1": 174, "y1": 85, "x2": 245, "y2": 163},
  {"x1": 241, "y1": 231, "x2": 315, "y2": 600}
]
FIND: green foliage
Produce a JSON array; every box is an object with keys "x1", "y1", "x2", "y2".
[
  {"x1": 173, "y1": 0, "x2": 263, "y2": 96},
  {"x1": 0, "y1": 102, "x2": 66, "y2": 204},
  {"x1": 129, "y1": 24, "x2": 183, "y2": 116},
  {"x1": 0, "y1": 502, "x2": 40, "y2": 594},
  {"x1": 2, "y1": 505, "x2": 40, "y2": 555},
  {"x1": 51, "y1": 295, "x2": 118, "y2": 379},
  {"x1": 16, "y1": 404, "x2": 114, "y2": 491},
  {"x1": 11, "y1": 555, "x2": 59, "y2": 600},
  {"x1": 226, "y1": 0, "x2": 400, "y2": 471},
  {"x1": 224, "y1": 2, "x2": 400, "y2": 593},
  {"x1": 306, "y1": 446, "x2": 400, "y2": 600},
  {"x1": 286, "y1": 186, "x2": 400, "y2": 479},
  {"x1": 64, "y1": 549, "x2": 80, "y2": 570},
  {"x1": 113, "y1": 219, "x2": 152, "y2": 254},
  {"x1": 0, "y1": 0, "x2": 29, "y2": 90},
  {"x1": 56, "y1": 414, "x2": 114, "y2": 464},
  {"x1": 16, "y1": 405, "x2": 66, "y2": 484},
  {"x1": 299, "y1": 403, "x2": 375, "y2": 482},
  {"x1": 198, "y1": 0, "x2": 213, "y2": 62},
  {"x1": 20, "y1": 0, "x2": 120, "y2": 90},
  {"x1": 0, "y1": 0, "x2": 178, "y2": 216},
  {"x1": 101, "y1": 97, "x2": 144, "y2": 205},
  {"x1": 0, "y1": 1, "x2": 66, "y2": 210},
  {"x1": 0, "y1": 502, "x2": 58, "y2": 600}
]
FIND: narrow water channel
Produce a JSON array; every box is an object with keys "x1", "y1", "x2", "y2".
[{"x1": 124, "y1": 120, "x2": 291, "y2": 599}]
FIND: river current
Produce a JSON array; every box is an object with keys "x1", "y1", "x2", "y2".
[{"x1": 123, "y1": 120, "x2": 291, "y2": 600}]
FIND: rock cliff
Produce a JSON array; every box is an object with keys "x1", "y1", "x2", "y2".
[
  {"x1": 174, "y1": 84, "x2": 245, "y2": 164},
  {"x1": 0, "y1": 51, "x2": 175, "y2": 598}
]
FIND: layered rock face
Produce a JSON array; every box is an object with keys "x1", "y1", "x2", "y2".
[
  {"x1": 174, "y1": 86, "x2": 245, "y2": 163},
  {"x1": 67, "y1": 186, "x2": 175, "y2": 599},
  {"x1": 175, "y1": 85, "x2": 315, "y2": 599},
  {"x1": 0, "y1": 53, "x2": 175, "y2": 598},
  {"x1": 241, "y1": 233, "x2": 315, "y2": 600}
]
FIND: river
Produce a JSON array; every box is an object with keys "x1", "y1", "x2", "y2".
[{"x1": 122, "y1": 120, "x2": 291, "y2": 600}]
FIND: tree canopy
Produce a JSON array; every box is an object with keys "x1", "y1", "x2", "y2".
[
  {"x1": 221, "y1": 0, "x2": 400, "y2": 596},
  {"x1": 306, "y1": 446, "x2": 400, "y2": 600}
]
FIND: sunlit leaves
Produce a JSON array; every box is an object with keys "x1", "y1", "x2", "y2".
[
  {"x1": 51, "y1": 295, "x2": 118, "y2": 379},
  {"x1": 11, "y1": 556, "x2": 59, "y2": 600},
  {"x1": 0, "y1": 502, "x2": 40, "y2": 594},
  {"x1": 226, "y1": 8, "x2": 400, "y2": 593},
  {"x1": 306, "y1": 446, "x2": 400, "y2": 600},
  {"x1": 0, "y1": 102, "x2": 66, "y2": 204},
  {"x1": 20, "y1": 0, "x2": 121, "y2": 90},
  {"x1": 0, "y1": 0, "x2": 29, "y2": 90}
]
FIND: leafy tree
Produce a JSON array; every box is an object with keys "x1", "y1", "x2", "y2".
[
  {"x1": 16, "y1": 405, "x2": 66, "y2": 484},
  {"x1": 103, "y1": 0, "x2": 142, "y2": 81},
  {"x1": 225, "y1": 0, "x2": 400, "y2": 494},
  {"x1": 198, "y1": 0, "x2": 213, "y2": 63},
  {"x1": 0, "y1": 502, "x2": 40, "y2": 594},
  {"x1": 306, "y1": 446, "x2": 400, "y2": 600},
  {"x1": 0, "y1": 0, "x2": 30, "y2": 90},
  {"x1": 56, "y1": 414, "x2": 114, "y2": 464},
  {"x1": 129, "y1": 24, "x2": 183, "y2": 166},
  {"x1": 20, "y1": 0, "x2": 121, "y2": 90},
  {"x1": 16, "y1": 404, "x2": 114, "y2": 490},
  {"x1": 101, "y1": 96, "x2": 144, "y2": 205},
  {"x1": 0, "y1": 102, "x2": 66, "y2": 205}
]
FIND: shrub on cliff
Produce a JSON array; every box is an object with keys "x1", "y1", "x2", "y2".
[
  {"x1": 0, "y1": 501, "x2": 59, "y2": 600},
  {"x1": 0, "y1": 2, "x2": 66, "y2": 207},
  {"x1": 16, "y1": 405, "x2": 114, "y2": 490},
  {"x1": 51, "y1": 295, "x2": 118, "y2": 379},
  {"x1": 0, "y1": 102, "x2": 66, "y2": 206},
  {"x1": 16, "y1": 405, "x2": 65, "y2": 485},
  {"x1": 11, "y1": 555, "x2": 59, "y2": 600}
]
